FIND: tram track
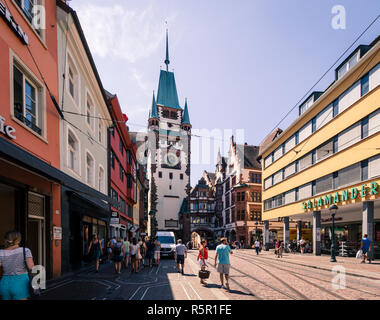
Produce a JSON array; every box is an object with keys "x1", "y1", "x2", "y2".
[
  {"x1": 189, "y1": 251, "x2": 307, "y2": 300},
  {"x1": 235, "y1": 251, "x2": 380, "y2": 298}
]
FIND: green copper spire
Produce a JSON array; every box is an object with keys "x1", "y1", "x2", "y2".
[
  {"x1": 164, "y1": 29, "x2": 170, "y2": 71},
  {"x1": 181, "y1": 98, "x2": 190, "y2": 125},
  {"x1": 150, "y1": 91, "x2": 159, "y2": 119}
]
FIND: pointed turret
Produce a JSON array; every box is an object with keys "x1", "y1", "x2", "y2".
[
  {"x1": 181, "y1": 98, "x2": 191, "y2": 131},
  {"x1": 148, "y1": 91, "x2": 159, "y2": 127},
  {"x1": 182, "y1": 98, "x2": 190, "y2": 125}
]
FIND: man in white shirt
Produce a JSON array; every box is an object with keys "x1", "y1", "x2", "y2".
[{"x1": 174, "y1": 239, "x2": 187, "y2": 274}]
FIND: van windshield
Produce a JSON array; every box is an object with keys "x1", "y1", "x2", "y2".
[{"x1": 158, "y1": 236, "x2": 175, "y2": 244}]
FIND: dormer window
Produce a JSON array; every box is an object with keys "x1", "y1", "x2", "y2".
[
  {"x1": 337, "y1": 51, "x2": 359, "y2": 79},
  {"x1": 299, "y1": 96, "x2": 314, "y2": 116}
]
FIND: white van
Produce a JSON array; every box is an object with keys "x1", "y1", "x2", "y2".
[{"x1": 156, "y1": 231, "x2": 176, "y2": 257}]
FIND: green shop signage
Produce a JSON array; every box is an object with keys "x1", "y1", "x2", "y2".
[{"x1": 302, "y1": 182, "x2": 378, "y2": 211}]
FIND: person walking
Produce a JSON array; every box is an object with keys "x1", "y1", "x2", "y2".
[
  {"x1": 0, "y1": 231, "x2": 35, "y2": 300},
  {"x1": 138, "y1": 237, "x2": 145, "y2": 269},
  {"x1": 277, "y1": 240, "x2": 283, "y2": 258},
  {"x1": 214, "y1": 237, "x2": 233, "y2": 291},
  {"x1": 112, "y1": 237, "x2": 124, "y2": 274},
  {"x1": 300, "y1": 238, "x2": 306, "y2": 254},
  {"x1": 130, "y1": 238, "x2": 140, "y2": 273},
  {"x1": 254, "y1": 239, "x2": 261, "y2": 255},
  {"x1": 174, "y1": 239, "x2": 187, "y2": 274},
  {"x1": 360, "y1": 234, "x2": 372, "y2": 264},
  {"x1": 88, "y1": 234, "x2": 102, "y2": 273},
  {"x1": 146, "y1": 238, "x2": 155, "y2": 267},
  {"x1": 106, "y1": 238, "x2": 113, "y2": 263},
  {"x1": 123, "y1": 237, "x2": 130, "y2": 269},
  {"x1": 197, "y1": 240, "x2": 209, "y2": 285},
  {"x1": 153, "y1": 237, "x2": 161, "y2": 267}
]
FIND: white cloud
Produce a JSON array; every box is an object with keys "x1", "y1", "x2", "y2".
[{"x1": 73, "y1": 2, "x2": 177, "y2": 63}]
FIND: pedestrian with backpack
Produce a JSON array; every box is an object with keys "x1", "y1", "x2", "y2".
[{"x1": 112, "y1": 237, "x2": 124, "y2": 274}]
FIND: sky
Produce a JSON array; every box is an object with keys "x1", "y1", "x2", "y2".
[{"x1": 70, "y1": 0, "x2": 380, "y2": 186}]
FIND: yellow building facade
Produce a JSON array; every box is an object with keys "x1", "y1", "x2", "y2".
[{"x1": 260, "y1": 37, "x2": 380, "y2": 257}]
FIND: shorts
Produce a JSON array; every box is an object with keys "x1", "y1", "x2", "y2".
[
  {"x1": 176, "y1": 255, "x2": 185, "y2": 265},
  {"x1": 113, "y1": 255, "x2": 123, "y2": 262},
  {"x1": 217, "y1": 264, "x2": 230, "y2": 275},
  {"x1": 154, "y1": 251, "x2": 160, "y2": 260},
  {"x1": 362, "y1": 248, "x2": 369, "y2": 255},
  {"x1": 199, "y1": 259, "x2": 208, "y2": 268},
  {"x1": 147, "y1": 251, "x2": 154, "y2": 259},
  {"x1": 124, "y1": 252, "x2": 129, "y2": 259},
  {"x1": 0, "y1": 274, "x2": 30, "y2": 300}
]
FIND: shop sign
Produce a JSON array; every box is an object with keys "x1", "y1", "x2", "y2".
[
  {"x1": 302, "y1": 182, "x2": 378, "y2": 211},
  {"x1": 110, "y1": 217, "x2": 120, "y2": 225},
  {"x1": 53, "y1": 227, "x2": 62, "y2": 240},
  {"x1": 0, "y1": 1, "x2": 29, "y2": 45},
  {"x1": 0, "y1": 115, "x2": 16, "y2": 140},
  {"x1": 111, "y1": 211, "x2": 119, "y2": 218}
]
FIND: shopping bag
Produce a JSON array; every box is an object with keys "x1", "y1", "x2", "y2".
[{"x1": 356, "y1": 249, "x2": 363, "y2": 259}]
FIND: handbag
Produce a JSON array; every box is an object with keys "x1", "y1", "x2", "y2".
[
  {"x1": 198, "y1": 269, "x2": 210, "y2": 279},
  {"x1": 23, "y1": 247, "x2": 40, "y2": 299},
  {"x1": 356, "y1": 249, "x2": 363, "y2": 259}
]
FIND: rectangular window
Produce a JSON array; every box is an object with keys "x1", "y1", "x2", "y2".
[
  {"x1": 126, "y1": 150, "x2": 132, "y2": 165},
  {"x1": 169, "y1": 172, "x2": 173, "y2": 179},
  {"x1": 120, "y1": 166, "x2": 124, "y2": 182},
  {"x1": 312, "y1": 181, "x2": 316, "y2": 196},
  {"x1": 295, "y1": 187, "x2": 299, "y2": 202},
  {"x1": 361, "y1": 160, "x2": 369, "y2": 181},
  {"x1": 316, "y1": 140, "x2": 333, "y2": 162},
  {"x1": 180, "y1": 174, "x2": 183, "y2": 180},
  {"x1": 338, "y1": 162, "x2": 361, "y2": 188},
  {"x1": 361, "y1": 73, "x2": 370, "y2": 96},
  {"x1": 110, "y1": 188, "x2": 118, "y2": 201},
  {"x1": 127, "y1": 174, "x2": 132, "y2": 188},
  {"x1": 312, "y1": 150, "x2": 316, "y2": 164},
  {"x1": 333, "y1": 172, "x2": 339, "y2": 190},
  {"x1": 338, "y1": 122, "x2": 361, "y2": 151},
  {"x1": 295, "y1": 131, "x2": 299, "y2": 145},
  {"x1": 13, "y1": 65, "x2": 41, "y2": 135},
  {"x1": 333, "y1": 99, "x2": 339, "y2": 118},
  {"x1": 333, "y1": 136, "x2": 338, "y2": 154},
  {"x1": 118, "y1": 140, "x2": 123, "y2": 155},
  {"x1": 158, "y1": 171, "x2": 162, "y2": 178},
  {"x1": 316, "y1": 174, "x2": 333, "y2": 195},
  {"x1": 312, "y1": 117, "x2": 316, "y2": 133},
  {"x1": 361, "y1": 117, "x2": 369, "y2": 139},
  {"x1": 110, "y1": 151, "x2": 115, "y2": 169}
]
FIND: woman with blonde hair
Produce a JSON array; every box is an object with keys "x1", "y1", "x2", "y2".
[{"x1": 0, "y1": 231, "x2": 34, "y2": 300}]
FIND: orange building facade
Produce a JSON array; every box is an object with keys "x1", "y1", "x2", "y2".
[{"x1": 0, "y1": 0, "x2": 62, "y2": 278}]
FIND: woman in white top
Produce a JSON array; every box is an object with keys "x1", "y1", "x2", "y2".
[
  {"x1": 129, "y1": 238, "x2": 140, "y2": 273},
  {"x1": 0, "y1": 231, "x2": 34, "y2": 300}
]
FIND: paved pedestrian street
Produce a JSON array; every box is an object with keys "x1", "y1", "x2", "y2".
[{"x1": 40, "y1": 250, "x2": 380, "y2": 300}]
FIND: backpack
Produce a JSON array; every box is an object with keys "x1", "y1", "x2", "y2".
[{"x1": 113, "y1": 244, "x2": 122, "y2": 256}]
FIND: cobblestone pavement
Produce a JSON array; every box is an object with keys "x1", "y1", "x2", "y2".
[{"x1": 39, "y1": 249, "x2": 380, "y2": 300}]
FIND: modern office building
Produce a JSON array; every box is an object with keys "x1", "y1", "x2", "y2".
[{"x1": 259, "y1": 36, "x2": 380, "y2": 257}]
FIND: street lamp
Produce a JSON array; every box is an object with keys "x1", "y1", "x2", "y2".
[
  {"x1": 329, "y1": 204, "x2": 338, "y2": 262},
  {"x1": 255, "y1": 221, "x2": 258, "y2": 237}
]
